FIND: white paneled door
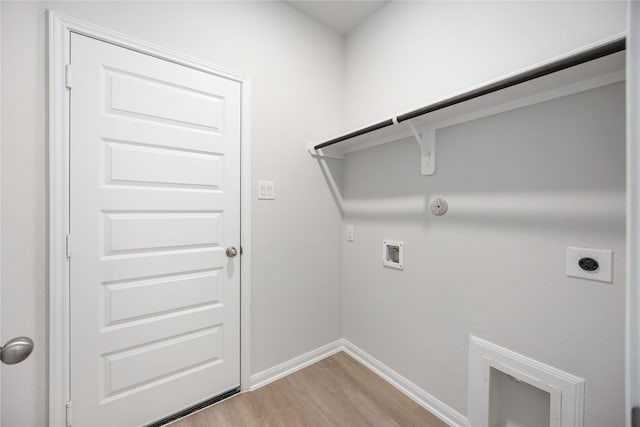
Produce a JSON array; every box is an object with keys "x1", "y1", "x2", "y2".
[{"x1": 69, "y1": 33, "x2": 241, "y2": 426}]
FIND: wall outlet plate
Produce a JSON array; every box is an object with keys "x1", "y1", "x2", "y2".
[
  {"x1": 566, "y1": 246, "x2": 613, "y2": 283},
  {"x1": 382, "y1": 240, "x2": 404, "y2": 270},
  {"x1": 257, "y1": 180, "x2": 275, "y2": 200}
]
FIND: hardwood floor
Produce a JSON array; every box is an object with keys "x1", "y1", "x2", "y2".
[{"x1": 169, "y1": 352, "x2": 447, "y2": 427}]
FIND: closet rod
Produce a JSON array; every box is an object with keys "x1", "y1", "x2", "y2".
[
  {"x1": 314, "y1": 37, "x2": 625, "y2": 151},
  {"x1": 397, "y1": 37, "x2": 625, "y2": 123},
  {"x1": 314, "y1": 118, "x2": 395, "y2": 150}
]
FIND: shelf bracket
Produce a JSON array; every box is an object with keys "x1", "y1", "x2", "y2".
[
  {"x1": 307, "y1": 142, "x2": 344, "y2": 160},
  {"x1": 406, "y1": 119, "x2": 436, "y2": 175}
]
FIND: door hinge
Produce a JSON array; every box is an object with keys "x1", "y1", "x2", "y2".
[
  {"x1": 65, "y1": 64, "x2": 72, "y2": 89},
  {"x1": 65, "y1": 234, "x2": 72, "y2": 259},
  {"x1": 65, "y1": 401, "x2": 72, "y2": 427}
]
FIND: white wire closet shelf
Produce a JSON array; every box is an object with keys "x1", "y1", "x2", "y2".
[{"x1": 308, "y1": 35, "x2": 626, "y2": 175}]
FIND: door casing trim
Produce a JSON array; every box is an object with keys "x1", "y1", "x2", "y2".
[{"x1": 47, "y1": 10, "x2": 252, "y2": 426}]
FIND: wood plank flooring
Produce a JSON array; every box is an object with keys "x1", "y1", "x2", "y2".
[{"x1": 169, "y1": 352, "x2": 447, "y2": 427}]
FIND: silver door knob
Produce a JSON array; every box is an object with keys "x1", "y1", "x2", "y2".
[
  {"x1": 0, "y1": 337, "x2": 34, "y2": 365},
  {"x1": 226, "y1": 247, "x2": 238, "y2": 257}
]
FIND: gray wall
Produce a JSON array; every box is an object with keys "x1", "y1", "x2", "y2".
[
  {"x1": 342, "y1": 83, "x2": 625, "y2": 425},
  {"x1": 340, "y1": 3, "x2": 627, "y2": 425},
  {"x1": 1, "y1": 2, "x2": 344, "y2": 425}
]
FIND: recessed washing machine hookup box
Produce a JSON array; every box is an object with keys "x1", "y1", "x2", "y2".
[{"x1": 382, "y1": 240, "x2": 403, "y2": 270}]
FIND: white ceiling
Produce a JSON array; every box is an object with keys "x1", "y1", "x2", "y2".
[{"x1": 285, "y1": 1, "x2": 388, "y2": 35}]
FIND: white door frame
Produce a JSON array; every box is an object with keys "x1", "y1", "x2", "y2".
[
  {"x1": 628, "y1": 3, "x2": 640, "y2": 426},
  {"x1": 47, "y1": 10, "x2": 252, "y2": 426},
  {"x1": 0, "y1": 2, "x2": 3, "y2": 419}
]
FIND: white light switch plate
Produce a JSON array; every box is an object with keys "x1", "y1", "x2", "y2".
[
  {"x1": 346, "y1": 225, "x2": 355, "y2": 242},
  {"x1": 566, "y1": 246, "x2": 613, "y2": 283},
  {"x1": 257, "y1": 181, "x2": 275, "y2": 200}
]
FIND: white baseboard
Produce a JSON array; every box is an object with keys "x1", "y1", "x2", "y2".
[
  {"x1": 340, "y1": 340, "x2": 470, "y2": 427},
  {"x1": 249, "y1": 338, "x2": 469, "y2": 427},
  {"x1": 249, "y1": 339, "x2": 343, "y2": 391}
]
